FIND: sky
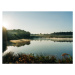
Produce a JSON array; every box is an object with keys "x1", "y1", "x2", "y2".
[{"x1": 2, "y1": 11, "x2": 73, "y2": 34}]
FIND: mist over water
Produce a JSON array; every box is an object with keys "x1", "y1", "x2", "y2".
[{"x1": 3, "y1": 39, "x2": 73, "y2": 59}]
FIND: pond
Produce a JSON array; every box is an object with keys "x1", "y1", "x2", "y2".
[{"x1": 3, "y1": 38, "x2": 73, "y2": 59}]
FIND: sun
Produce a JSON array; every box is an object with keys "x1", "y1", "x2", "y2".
[{"x1": 2, "y1": 22, "x2": 8, "y2": 28}]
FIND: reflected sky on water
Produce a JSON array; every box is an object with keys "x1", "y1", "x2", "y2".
[{"x1": 3, "y1": 39, "x2": 73, "y2": 59}]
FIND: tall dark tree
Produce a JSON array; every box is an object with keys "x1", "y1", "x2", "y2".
[{"x1": 2, "y1": 26, "x2": 7, "y2": 52}]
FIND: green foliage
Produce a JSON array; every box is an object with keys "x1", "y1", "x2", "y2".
[
  {"x1": 7, "y1": 29, "x2": 30, "y2": 40},
  {"x1": 31, "y1": 32, "x2": 73, "y2": 38},
  {"x1": 51, "y1": 32, "x2": 73, "y2": 35}
]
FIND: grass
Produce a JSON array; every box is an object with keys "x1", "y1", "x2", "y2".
[
  {"x1": 2, "y1": 52, "x2": 73, "y2": 64},
  {"x1": 10, "y1": 39, "x2": 30, "y2": 43},
  {"x1": 9, "y1": 39, "x2": 30, "y2": 47}
]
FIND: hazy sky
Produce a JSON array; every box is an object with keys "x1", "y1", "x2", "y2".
[{"x1": 3, "y1": 11, "x2": 73, "y2": 34}]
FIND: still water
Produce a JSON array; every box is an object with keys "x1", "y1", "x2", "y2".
[{"x1": 3, "y1": 38, "x2": 73, "y2": 59}]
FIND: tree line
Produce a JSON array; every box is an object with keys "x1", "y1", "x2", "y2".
[
  {"x1": 2, "y1": 27, "x2": 30, "y2": 41},
  {"x1": 31, "y1": 32, "x2": 73, "y2": 38},
  {"x1": 50, "y1": 32, "x2": 73, "y2": 35}
]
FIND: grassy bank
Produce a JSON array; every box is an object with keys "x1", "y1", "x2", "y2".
[
  {"x1": 3, "y1": 52, "x2": 72, "y2": 64},
  {"x1": 10, "y1": 39, "x2": 30, "y2": 43},
  {"x1": 9, "y1": 39, "x2": 30, "y2": 47}
]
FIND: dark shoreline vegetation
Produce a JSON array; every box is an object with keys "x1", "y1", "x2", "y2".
[
  {"x1": 2, "y1": 27, "x2": 73, "y2": 64},
  {"x1": 31, "y1": 32, "x2": 73, "y2": 38},
  {"x1": 2, "y1": 27, "x2": 73, "y2": 42},
  {"x1": 3, "y1": 52, "x2": 72, "y2": 64}
]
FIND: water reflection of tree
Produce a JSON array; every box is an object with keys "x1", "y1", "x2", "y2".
[
  {"x1": 52, "y1": 40, "x2": 73, "y2": 42},
  {"x1": 3, "y1": 41, "x2": 7, "y2": 52},
  {"x1": 50, "y1": 38, "x2": 73, "y2": 42}
]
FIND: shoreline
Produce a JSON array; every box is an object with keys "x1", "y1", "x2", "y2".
[
  {"x1": 10, "y1": 39, "x2": 30, "y2": 43},
  {"x1": 10, "y1": 38, "x2": 73, "y2": 43},
  {"x1": 49, "y1": 38, "x2": 73, "y2": 40}
]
